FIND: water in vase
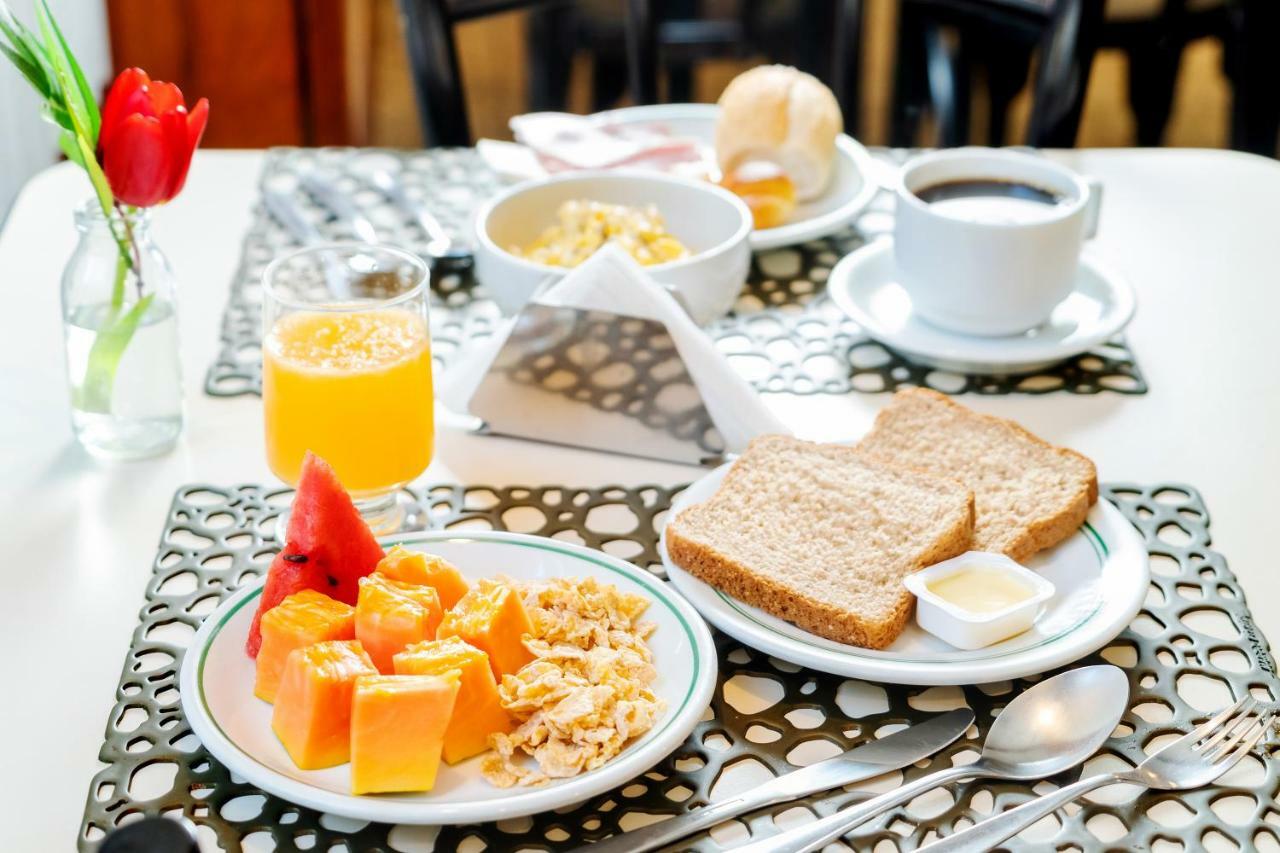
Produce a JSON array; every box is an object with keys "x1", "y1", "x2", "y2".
[{"x1": 65, "y1": 299, "x2": 183, "y2": 459}]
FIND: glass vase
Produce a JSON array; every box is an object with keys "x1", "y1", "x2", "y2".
[{"x1": 61, "y1": 202, "x2": 183, "y2": 459}]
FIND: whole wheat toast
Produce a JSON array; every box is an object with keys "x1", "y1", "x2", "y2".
[
  {"x1": 665, "y1": 435, "x2": 974, "y2": 649},
  {"x1": 855, "y1": 388, "x2": 1098, "y2": 562}
]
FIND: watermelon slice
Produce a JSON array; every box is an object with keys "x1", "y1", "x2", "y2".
[{"x1": 246, "y1": 452, "x2": 386, "y2": 657}]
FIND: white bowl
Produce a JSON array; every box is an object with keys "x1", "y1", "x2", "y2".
[
  {"x1": 474, "y1": 170, "x2": 753, "y2": 325},
  {"x1": 903, "y1": 552, "x2": 1056, "y2": 651}
]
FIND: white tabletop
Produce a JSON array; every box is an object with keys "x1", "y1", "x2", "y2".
[{"x1": 2, "y1": 149, "x2": 1278, "y2": 847}]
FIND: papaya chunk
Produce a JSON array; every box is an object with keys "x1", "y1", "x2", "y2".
[
  {"x1": 350, "y1": 673, "x2": 460, "y2": 794},
  {"x1": 254, "y1": 589, "x2": 355, "y2": 704},
  {"x1": 271, "y1": 640, "x2": 377, "y2": 769},
  {"x1": 394, "y1": 636, "x2": 514, "y2": 763},
  {"x1": 437, "y1": 580, "x2": 534, "y2": 680},
  {"x1": 355, "y1": 572, "x2": 444, "y2": 673},
  {"x1": 376, "y1": 545, "x2": 470, "y2": 610}
]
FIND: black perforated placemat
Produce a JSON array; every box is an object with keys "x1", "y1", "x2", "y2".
[
  {"x1": 203, "y1": 147, "x2": 1146, "y2": 400},
  {"x1": 80, "y1": 481, "x2": 1275, "y2": 851}
]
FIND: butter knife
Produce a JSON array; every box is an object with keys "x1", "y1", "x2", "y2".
[
  {"x1": 577, "y1": 707, "x2": 973, "y2": 853},
  {"x1": 299, "y1": 171, "x2": 379, "y2": 243}
]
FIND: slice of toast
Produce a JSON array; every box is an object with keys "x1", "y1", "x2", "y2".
[
  {"x1": 855, "y1": 388, "x2": 1098, "y2": 562},
  {"x1": 665, "y1": 435, "x2": 974, "y2": 650}
]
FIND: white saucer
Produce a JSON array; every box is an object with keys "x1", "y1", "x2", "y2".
[{"x1": 828, "y1": 239, "x2": 1137, "y2": 375}]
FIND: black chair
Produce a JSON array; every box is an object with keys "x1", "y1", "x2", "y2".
[
  {"x1": 1102, "y1": 0, "x2": 1233, "y2": 147},
  {"x1": 891, "y1": 0, "x2": 1105, "y2": 148},
  {"x1": 396, "y1": 0, "x2": 661, "y2": 146},
  {"x1": 523, "y1": 1, "x2": 865, "y2": 130}
]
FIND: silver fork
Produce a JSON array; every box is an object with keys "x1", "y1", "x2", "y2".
[{"x1": 919, "y1": 696, "x2": 1275, "y2": 852}]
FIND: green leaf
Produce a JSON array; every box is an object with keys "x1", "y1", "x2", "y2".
[
  {"x1": 34, "y1": 0, "x2": 93, "y2": 151},
  {"x1": 40, "y1": 0, "x2": 97, "y2": 141},
  {"x1": 73, "y1": 131, "x2": 114, "y2": 213},
  {"x1": 43, "y1": 100, "x2": 72, "y2": 131},
  {"x1": 57, "y1": 127, "x2": 83, "y2": 167},
  {"x1": 0, "y1": 40, "x2": 50, "y2": 97},
  {"x1": 0, "y1": 5, "x2": 57, "y2": 101},
  {"x1": 76, "y1": 293, "x2": 154, "y2": 414}
]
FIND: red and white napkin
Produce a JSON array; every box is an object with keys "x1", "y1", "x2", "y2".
[{"x1": 477, "y1": 112, "x2": 712, "y2": 181}]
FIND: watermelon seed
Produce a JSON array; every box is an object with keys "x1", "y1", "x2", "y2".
[
  {"x1": 282, "y1": 554, "x2": 307, "y2": 563},
  {"x1": 326, "y1": 575, "x2": 338, "y2": 587}
]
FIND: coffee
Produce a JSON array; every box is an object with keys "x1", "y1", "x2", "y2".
[{"x1": 914, "y1": 179, "x2": 1067, "y2": 226}]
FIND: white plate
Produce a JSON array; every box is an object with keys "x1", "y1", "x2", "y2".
[
  {"x1": 593, "y1": 103, "x2": 880, "y2": 250},
  {"x1": 179, "y1": 530, "x2": 717, "y2": 825},
  {"x1": 828, "y1": 239, "x2": 1138, "y2": 375},
  {"x1": 662, "y1": 463, "x2": 1149, "y2": 685}
]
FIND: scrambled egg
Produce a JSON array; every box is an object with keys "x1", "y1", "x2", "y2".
[
  {"x1": 514, "y1": 199, "x2": 690, "y2": 268},
  {"x1": 481, "y1": 576, "x2": 664, "y2": 787}
]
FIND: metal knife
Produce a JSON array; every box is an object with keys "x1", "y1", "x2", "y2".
[
  {"x1": 299, "y1": 171, "x2": 379, "y2": 243},
  {"x1": 263, "y1": 188, "x2": 325, "y2": 246},
  {"x1": 262, "y1": 188, "x2": 353, "y2": 299},
  {"x1": 575, "y1": 707, "x2": 974, "y2": 853},
  {"x1": 363, "y1": 168, "x2": 471, "y2": 264}
]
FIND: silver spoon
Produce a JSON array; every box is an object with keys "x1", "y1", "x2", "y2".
[
  {"x1": 732, "y1": 664, "x2": 1130, "y2": 853},
  {"x1": 919, "y1": 696, "x2": 1274, "y2": 852}
]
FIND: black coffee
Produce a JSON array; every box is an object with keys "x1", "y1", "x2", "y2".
[
  {"x1": 915, "y1": 179, "x2": 1064, "y2": 205},
  {"x1": 913, "y1": 180, "x2": 1066, "y2": 225}
]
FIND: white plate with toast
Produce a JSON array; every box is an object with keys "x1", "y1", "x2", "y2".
[
  {"x1": 592, "y1": 104, "x2": 880, "y2": 250},
  {"x1": 662, "y1": 466, "x2": 1148, "y2": 685}
]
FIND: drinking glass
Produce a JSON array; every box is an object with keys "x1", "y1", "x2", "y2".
[{"x1": 262, "y1": 243, "x2": 433, "y2": 534}]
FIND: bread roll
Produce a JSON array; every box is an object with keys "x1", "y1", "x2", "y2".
[{"x1": 715, "y1": 65, "x2": 842, "y2": 201}]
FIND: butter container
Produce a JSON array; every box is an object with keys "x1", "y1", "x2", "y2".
[{"x1": 903, "y1": 552, "x2": 1055, "y2": 651}]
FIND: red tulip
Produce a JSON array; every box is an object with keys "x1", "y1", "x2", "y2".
[{"x1": 98, "y1": 67, "x2": 209, "y2": 207}]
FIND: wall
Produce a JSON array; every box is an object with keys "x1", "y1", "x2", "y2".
[{"x1": 0, "y1": 0, "x2": 111, "y2": 224}]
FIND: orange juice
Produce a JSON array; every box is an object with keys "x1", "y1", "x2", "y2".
[{"x1": 263, "y1": 308, "x2": 433, "y2": 496}]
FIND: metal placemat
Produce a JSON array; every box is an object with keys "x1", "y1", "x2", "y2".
[
  {"x1": 80, "y1": 481, "x2": 1274, "y2": 851},
  {"x1": 203, "y1": 147, "x2": 1146, "y2": 400}
]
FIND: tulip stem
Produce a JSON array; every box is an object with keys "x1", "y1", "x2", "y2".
[{"x1": 112, "y1": 201, "x2": 144, "y2": 297}]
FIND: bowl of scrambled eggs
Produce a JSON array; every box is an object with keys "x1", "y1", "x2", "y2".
[{"x1": 475, "y1": 171, "x2": 752, "y2": 324}]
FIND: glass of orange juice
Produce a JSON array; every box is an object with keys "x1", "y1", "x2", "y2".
[{"x1": 262, "y1": 244, "x2": 433, "y2": 534}]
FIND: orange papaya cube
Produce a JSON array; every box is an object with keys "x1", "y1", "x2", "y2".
[
  {"x1": 355, "y1": 573, "x2": 444, "y2": 673},
  {"x1": 377, "y1": 545, "x2": 471, "y2": 610},
  {"x1": 254, "y1": 589, "x2": 356, "y2": 704},
  {"x1": 393, "y1": 636, "x2": 514, "y2": 763},
  {"x1": 271, "y1": 640, "x2": 377, "y2": 769},
  {"x1": 437, "y1": 580, "x2": 534, "y2": 680},
  {"x1": 350, "y1": 673, "x2": 460, "y2": 794}
]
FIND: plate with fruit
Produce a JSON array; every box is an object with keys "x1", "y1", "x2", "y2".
[{"x1": 179, "y1": 454, "x2": 717, "y2": 824}]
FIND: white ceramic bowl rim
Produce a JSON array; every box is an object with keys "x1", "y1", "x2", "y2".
[{"x1": 474, "y1": 169, "x2": 754, "y2": 275}]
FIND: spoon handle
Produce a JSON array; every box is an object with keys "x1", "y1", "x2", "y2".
[
  {"x1": 732, "y1": 763, "x2": 975, "y2": 853},
  {"x1": 918, "y1": 773, "x2": 1123, "y2": 853}
]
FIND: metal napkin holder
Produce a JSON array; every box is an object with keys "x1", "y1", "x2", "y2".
[{"x1": 466, "y1": 293, "x2": 727, "y2": 466}]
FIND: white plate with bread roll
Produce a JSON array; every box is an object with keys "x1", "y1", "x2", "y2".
[
  {"x1": 660, "y1": 390, "x2": 1150, "y2": 685},
  {"x1": 592, "y1": 102, "x2": 879, "y2": 251}
]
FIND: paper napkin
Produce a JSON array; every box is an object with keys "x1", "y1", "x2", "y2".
[{"x1": 442, "y1": 244, "x2": 788, "y2": 454}]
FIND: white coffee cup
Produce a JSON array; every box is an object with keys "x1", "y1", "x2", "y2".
[{"x1": 894, "y1": 147, "x2": 1102, "y2": 337}]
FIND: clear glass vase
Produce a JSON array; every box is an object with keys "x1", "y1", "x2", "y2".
[{"x1": 61, "y1": 202, "x2": 183, "y2": 459}]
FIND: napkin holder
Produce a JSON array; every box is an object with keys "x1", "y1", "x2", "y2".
[{"x1": 466, "y1": 300, "x2": 727, "y2": 466}]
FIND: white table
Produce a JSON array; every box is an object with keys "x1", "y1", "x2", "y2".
[{"x1": 2, "y1": 149, "x2": 1278, "y2": 848}]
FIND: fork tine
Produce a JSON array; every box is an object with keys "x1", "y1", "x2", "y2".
[
  {"x1": 1188, "y1": 694, "x2": 1252, "y2": 743},
  {"x1": 1200, "y1": 698, "x2": 1260, "y2": 752},
  {"x1": 1211, "y1": 710, "x2": 1275, "y2": 764},
  {"x1": 1207, "y1": 708, "x2": 1267, "y2": 760}
]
